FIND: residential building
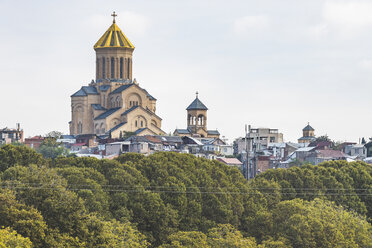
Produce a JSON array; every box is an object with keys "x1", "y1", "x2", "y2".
[
  {"x1": 24, "y1": 136, "x2": 44, "y2": 149},
  {"x1": 344, "y1": 144, "x2": 367, "y2": 158},
  {"x1": 0, "y1": 124, "x2": 23, "y2": 144}
]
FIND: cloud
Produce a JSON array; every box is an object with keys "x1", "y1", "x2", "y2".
[
  {"x1": 233, "y1": 15, "x2": 270, "y2": 35},
  {"x1": 308, "y1": 0, "x2": 372, "y2": 39}
]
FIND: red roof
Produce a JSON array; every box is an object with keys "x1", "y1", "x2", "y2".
[
  {"x1": 317, "y1": 150, "x2": 346, "y2": 158},
  {"x1": 217, "y1": 157, "x2": 243, "y2": 165},
  {"x1": 72, "y1": 143, "x2": 87, "y2": 146}
]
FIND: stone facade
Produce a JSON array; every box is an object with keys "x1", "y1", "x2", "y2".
[
  {"x1": 174, "y1": 93, "x2": 220, "y2": 138},
  {"x1": 70, "y1": 16, "x2": 165, "y2": 138}
]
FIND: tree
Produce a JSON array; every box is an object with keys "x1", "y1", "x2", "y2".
[
  {"x1": 0, "y1": 144, "x2": 45, "y2": 172},
  {"x1": 0, "y1": 190, "x2": 48, "y2": 247},
  {"x1": 272, "y1": 198, "x2": 372, "y2": 248},
  {"x1": 45, "y1": 131, "x2": 63, "y2": 139},
  {"x1": 207, "y1": 224, "x2": 258, "y2": 248},
  {"x1": 160, "y1": 231, "x2": 209, "y2": 248},
  {"x1": 37, "y1": 138, "x2": 66, "y2": 165},
  {"x1": 0, "y1": 227, "x2": 32, "y2": 248},
  {"x1": 316, "y1": 135, "x2": 331, "y2": 142}
]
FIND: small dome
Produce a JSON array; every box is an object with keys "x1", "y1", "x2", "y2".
[
  {"x1": 303, "y1": 123, "x2": 314, "y2": 131},
  {"x1": 94, "y1": 22, "x2": 134, "y2": 49}
]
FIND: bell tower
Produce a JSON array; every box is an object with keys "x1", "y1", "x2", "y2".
[
  {"x1": 186, "y1": 92, "x2": 208, "y2": 134},
  {"x1": 94, "y1": 12, "x2": 135, "y2": 81}
]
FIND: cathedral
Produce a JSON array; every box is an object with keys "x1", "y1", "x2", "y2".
[{"x1": 70, "y1": 13, "x2": 165, "y2": 138}]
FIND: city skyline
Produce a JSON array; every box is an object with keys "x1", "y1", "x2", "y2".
[{"x1": 1, "y1": 0, "x2": 371, "y2": 142}]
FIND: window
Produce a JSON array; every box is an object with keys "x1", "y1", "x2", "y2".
[
  {"x1": 136, "y1": 101, "x2": 138, "y2": 106},
  {"x1": 102, "y1": 57, "x2": 106, "y2": 78},
  {"x1": 120, "y1": 58, "x2": 123, "y2": 78},
  {"x1": 135, "y1": 121, "x2": 138, "y2": 127},
  {"x1": 78, "y1": 122, "x2": 82, "y2": 134},
  {"x1": 141, "y1": 121, "x2": 143, "y2": 127},
  {"x1": 111, "y1": 57, "x2": 115, "y2": 78},
  {"x1": 127, "y1": 58, "x2": 130, "y2": 78}
]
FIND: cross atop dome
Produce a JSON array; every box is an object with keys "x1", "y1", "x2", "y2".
[{"x1": 111, "y1": 11, "x2": 117, "y2": 23}]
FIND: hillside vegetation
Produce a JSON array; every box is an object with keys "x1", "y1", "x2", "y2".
[{"x1": 0, "y1": 144, "x2": 371, "y2": 247}]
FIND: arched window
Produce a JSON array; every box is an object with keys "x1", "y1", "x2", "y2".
[
  {"x1": 141, "y1": 121, "x2": 143, "y2": 127},
  {"x1": 102, "y1": 57, "x2": 106, "y2": 78},
  {"x1": 78, "y1": 122, "x2": 82, "y2": 134},
  {"x1": 116, "y1": 96, "x2": 120, "y2": 107},
  {"x1": 120, "y1": 57, "x2": 123, "y2": 78},
  {"x1": 127, "y1": 58, "x2": 130, "y2": 78},
  {"x1": 111, "y1": 57, "x2": 115, "y2": 78},
  {"x1": 135, "y1": 121, "x2": 138, "y2": 127}
]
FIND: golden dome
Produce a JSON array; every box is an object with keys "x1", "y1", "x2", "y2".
[{"x1": 94, "y1": 22, "x2": 134, "y2": 49}]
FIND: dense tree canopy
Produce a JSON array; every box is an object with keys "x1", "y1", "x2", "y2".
[{"x1": 0, "y1": 145, "x2": 371, "y2": 247}]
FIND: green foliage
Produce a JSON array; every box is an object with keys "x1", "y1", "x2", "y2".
[
  {"x1": 0, "y1": 144, "x2": 45, "y2": 172},
  {"x1": 37, "y1": 138, "x2": 66, "y2": 162},
  {"x1": 272, "y1": 198, "x2": 371, "y2": 248},
  {"x1": 0, "y1": 145, "x2": 371, "y2": 247},
  {"x1": 0, "y1": 227, "x2": 33, "y2": 248}
]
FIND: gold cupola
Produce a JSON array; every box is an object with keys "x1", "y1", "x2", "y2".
[{"x1": 95, "y1": 12, "x2": 135, "y2": 81}]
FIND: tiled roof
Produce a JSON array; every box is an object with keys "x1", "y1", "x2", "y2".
[
  {"x1": 94, "y1": 22, "x2": 134, "y2": 49},
  {"x1": 121, "y1": 106, "x2": 139, "y2": 116},
  {"x1": 175, "y1": 129, "x2": 191, "y2": 134},
  {"x1": 94, "y1": 107, "x2": 121, "y2": 120},
  {"x1": 144, "y1": 135, "x2": 162, "y2": 143},
  {"x1": 110, "y1": 84, "x2": 133, "y2": 94},
  {"x1": 186, "y1": 97, "x2": 208, "y2": 110},
  {"x1": 91, "y1": 104, "x2": 107, "y2": 110},
  {"x1": 317, "y1": 150, "x2": 346, "y2": 158},
  {"x1": 207, "y1": 130, "x2": 220, "y2": 135},
  {"x1": 217, "y1": 157, "x2": 243, "y2": 165}
]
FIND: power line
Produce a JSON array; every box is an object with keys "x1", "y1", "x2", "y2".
[{"x1": 1, "y1": 185, "x2": 371, "y2": 196}]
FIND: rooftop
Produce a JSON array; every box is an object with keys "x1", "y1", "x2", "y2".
[{"x1": 94, "y1": 18, "x2": 134, "y2": 49}]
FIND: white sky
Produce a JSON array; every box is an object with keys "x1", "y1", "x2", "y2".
[{"x1": 1, "y1": 0, "x2": 371, "y2": 143}]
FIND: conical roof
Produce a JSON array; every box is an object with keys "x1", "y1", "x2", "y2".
[
  {"x1": 186, "y1": 97, "x2": 208, "y2": 110},
  {"x1": 94, "y1": 22, "x2": 134, "y2": 49},
  {"x1": 303, "y1": 123, "x2": 314, "y2": 131}
]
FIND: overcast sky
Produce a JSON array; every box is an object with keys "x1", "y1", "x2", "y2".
[{"x1": 1, "y1": 0, "x2": 371, "y2": 143}]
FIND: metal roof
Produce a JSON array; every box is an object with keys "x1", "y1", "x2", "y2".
[
  {"x1": 71, "y1": 86, "x2": 99, "y2": 97},
  {"x1": 207, "y1": 130, "x2": 220, "y2": 135},
  {"x1": 175, "y1": 129, "x2": 191, "y2": 134},
  {"x1": 186, "y1": 97, "x2": 208, "y2": 110},
  {"x1": 110, "y1": 84, "x2": 133, "y2": 94},
  {"x1": 121, "y1": 106, "x2": 139, "y2": 116},
  {"x1": 91, "y1": 104, "x2": 107, "y2": 110},
  {"x1": 94, "y1": 107, "x2": 121, "y2": 120},
  {"x1": 303, "y1": 124, "x2": 314, "y2": 131},
  {"x1": 94, "y1": 22, "x2": 134, "y2": 49}
]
